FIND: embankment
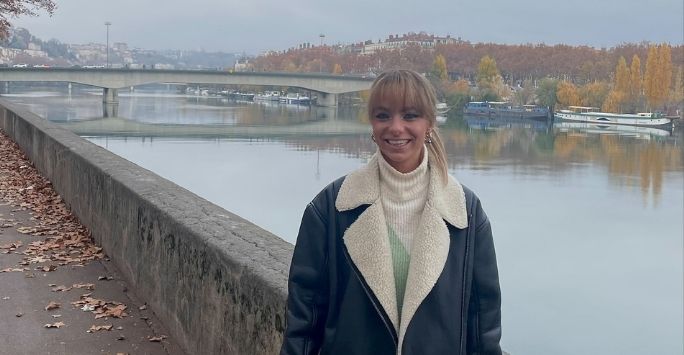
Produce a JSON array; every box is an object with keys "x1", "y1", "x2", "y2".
[{"x1": 0, "y1": 98, "x2": 293, "y2": 354}]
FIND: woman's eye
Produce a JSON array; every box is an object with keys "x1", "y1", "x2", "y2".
[
  {"x1": 374, "y1": 113, "x2": 390, "y2": 120},
  {"x1": 403, "y1": 113, "x2": 419, "y2": 120}
]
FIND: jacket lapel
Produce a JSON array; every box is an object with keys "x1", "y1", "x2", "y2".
[
  {"x1": 335, "y1": 152, "x2": 469, "y2": 346},
  {"x1": 337, "y1": 154, "x2": 399, "y2": 331},
  {"x1": 342, "y1": 203, "x2": 399, "y2": 331},
  {"x1": 397, "y1": 168, "x2": 468, "y2": 353}
]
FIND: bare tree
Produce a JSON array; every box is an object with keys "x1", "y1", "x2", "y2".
[{"x1": 0, "y1": 0, "x2": 55, "y2": 39}]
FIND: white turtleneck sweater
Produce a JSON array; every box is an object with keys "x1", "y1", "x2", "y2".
[{"x1": 377, "y1": 148, "x2": 429, "y2": 313}]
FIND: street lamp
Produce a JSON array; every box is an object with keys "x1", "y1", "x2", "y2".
[
  {"x1": 319, "y1": 33, "x2": 325, "y2": 73},
  {"x1": 105, "y1": 21, "x2": 111, "y2": 68}
]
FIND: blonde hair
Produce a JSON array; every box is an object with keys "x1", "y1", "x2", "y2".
[{"x1": 367, "y1": 69, "x2": 449, "y2": 183}]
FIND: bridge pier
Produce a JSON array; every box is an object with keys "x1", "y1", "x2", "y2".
[
  {"x1": 102, "y1": 88, "x2": 119, "y2": 117},
  {"x1": 316, "y1": 92, "x2": 338, "y2": 107}
]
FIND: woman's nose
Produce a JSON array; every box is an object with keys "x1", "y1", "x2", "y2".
[{"x1": 388, "y1": 115, "x2": 404, "y2": 132}]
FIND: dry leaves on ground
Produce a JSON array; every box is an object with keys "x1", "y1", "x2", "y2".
[
  {"x1": 0, "y1": 267, "x2": 28, "y2": 273},
  {"x1": 87, "y1": 324, "x2": 113, "y2": 333},
  {"x1": 51, "y1": 285, "x2": 72, "y2": 292},
  {"x1": 45, "y1": 301, "x2": 60, "y2": 311},
  {"x1": 148, "y1": 335, "x2": 167, "y2": 342},
  {"x1": 44, "y1": 321, "x2": 65, "y2": 328},
  {"x1": 71, "y1": 294, "x2": 128, "y2": 319},
  {"x1": 0, "y1": 130, "x2": 104, "y2": 273}
]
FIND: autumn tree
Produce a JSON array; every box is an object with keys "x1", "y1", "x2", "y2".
[
  {"x1": 602, "y1": 56, "x2": 630, "y2": 112},
  {"x1": 476, "y1": 55, "x2": 499, "y2": 87},
  {"x1": 644, "y1": 43, "x2": 673, "y2": 109},
  {"x1": 657, "y1": 44, "x2": 672, "y2": 107},
  {"x1": 444, "y1": 79, "x2": 471, "y2": 113},
  {"x1": 0, "y1": 0, "x2": 55, "y2": 39},
  {"x1": 332, "y1": 63, "x2": 343, "y2": 74},
  {"x1": 556, "y1": 81, "x2": 581, "y2": 107},
  {"x1": 629, "y1": 55, "x2": 642, "y2": 99},
  {"x1": 579, "y1": 81, "x2": 610, "y2": 109},
  {"x1": 669, "y1": 66, "x2": 683, "y2": 111},
  {"x1": 614, "y1": 57, "x2": 630, "y2": 96},
  {"x1": 643, "y1": 45, "x2": 658, "y2": 107},
  {"x1": 476, "y1": 55, "x2": 507, "y2": 101},
  {"x1": 513, "y1": 80, "x2": 535, "y2": 106},
  {"x1": 536, "y1": 77, "x2": 558, "y2": 111},
  {"x1": 602, "y1": 90, "x2": 622, "y2": 112},
  {"x1": 431, "y1": 54, "x2": 448, "y2": 81}
]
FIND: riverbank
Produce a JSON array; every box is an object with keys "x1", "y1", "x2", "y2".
[{"x1": 0, "y1": 129, "x2": 184, "y2": 355}]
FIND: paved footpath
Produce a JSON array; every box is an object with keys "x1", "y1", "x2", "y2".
[{"x1": 0, "y1": 129, "x2": 185, "y2": 355}]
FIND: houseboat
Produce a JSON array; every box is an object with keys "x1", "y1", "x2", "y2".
[
  {"x1": 554, "y1": 106, "x2": 673, "y2": 129},
  {"x1": 254, "y1": 91, "x2": 282, "y2": 101},
  {"x1": 464, "y1": 101, "x2": 550, "y2": 120},
  {"x1": 280, "y1": 93, "x2": 311, "y2": 105}
]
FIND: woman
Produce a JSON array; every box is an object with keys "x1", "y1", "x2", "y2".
[{"x1": 281, "y1": 69, "x2": 502, "y2": 355}]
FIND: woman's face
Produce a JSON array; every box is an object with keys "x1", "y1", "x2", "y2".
[{"x1": 370, "y1": 100, "x2": 432, "y2": 173}]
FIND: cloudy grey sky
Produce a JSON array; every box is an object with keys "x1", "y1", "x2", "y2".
[{"x1": 12, "y1": 0, "x2": 684, "y2": 54}]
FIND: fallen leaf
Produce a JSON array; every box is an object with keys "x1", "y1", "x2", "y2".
[
  {"x1": 38, "y1": 265, "x2": 57, "y2": 272},
  {"x1": 51, "y1": 314, "x2": 62, "y2": 318},
  {"x1": 51, "y1": 285, "x2": 72, "y2": 292},
  {"x1": 87, "y1": 324, "x2": 113, "y2": 333},
  {"x1": 45, "y1": 301, "x2": 60, "y2": 311},
  {"x1": 1, "y1": 268, "x2": 24, "y2": 273},
  {"x1": 73, "y1": 283, "x2": 95, "y2": 290},
  {"x1": 148, "y1": 335, "x2": 167, "y2": 342},
  {"x1": 15, "y1": 313, "x2": 23, "y2": 317},
  {"x1": 16, "y1": 226, "x2": 35, "y2": 234},
  {"x1": 44, "y1": 321, "x2": 65, "y2": 328},
  {"x1": 139, "y1": 304, "x2": 147, "y2": 310},
  {"x1": 116, "y1": 335, "x2": 126, "y2": 341},
  {"x1": 2, "y1": 296, "x2": 9, "y2": 300}
]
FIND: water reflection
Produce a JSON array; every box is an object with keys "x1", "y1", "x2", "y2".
[{"x1": 2, "y1": 85, "x2": 681, "y2": 207}]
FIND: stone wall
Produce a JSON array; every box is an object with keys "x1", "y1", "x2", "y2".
[{"x1": 0, "y1": 98, "x2": 293, "y2": 354}]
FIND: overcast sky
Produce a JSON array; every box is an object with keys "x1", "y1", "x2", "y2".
[{"x1": 11, "y1": 0, "x2": 684, "y2": 54}]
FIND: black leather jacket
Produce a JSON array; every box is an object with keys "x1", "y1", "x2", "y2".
[{"x1": 280, "y1": 171, "x2": 501, "y2": 355}]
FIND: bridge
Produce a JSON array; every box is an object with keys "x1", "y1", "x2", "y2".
[{"x1": 0, "y1": 68, "x2": 374, "y2": 114}]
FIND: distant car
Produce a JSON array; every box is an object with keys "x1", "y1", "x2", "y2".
[
  {"x1": 12, "y1": 63, "x2": 28, "y2": 68},
  {"x1": 33, "y1": 64, "x2": 50, "y2": 68}
]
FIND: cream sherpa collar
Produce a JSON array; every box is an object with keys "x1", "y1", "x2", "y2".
[{"x1": 336, "y1": 152, "x2": 468, "y2": 229}]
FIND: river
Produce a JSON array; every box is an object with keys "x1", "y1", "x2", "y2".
[{"x1": 2, "y1": 83, "x2": 682, "y2": 355}]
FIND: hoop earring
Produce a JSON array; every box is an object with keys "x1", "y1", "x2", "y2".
[{"x1": 425, "y1": 132, "x2": 433, "y2": 144}]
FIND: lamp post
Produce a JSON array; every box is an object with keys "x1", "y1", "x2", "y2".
[
  {"x1": 105, "y1": 21, "x2": 111, "y2": 68},
  {"x1": 319, "y1": 33, "x2": 325, "y2": 73}
]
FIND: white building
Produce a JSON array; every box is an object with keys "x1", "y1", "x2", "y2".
[{"x1": 361, "y1": 33, "x2": 459, "y2": 55}]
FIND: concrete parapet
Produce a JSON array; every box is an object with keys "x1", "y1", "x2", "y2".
[{"x1": 0, "y1": 98, "x2": 293, "y2": 354}]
